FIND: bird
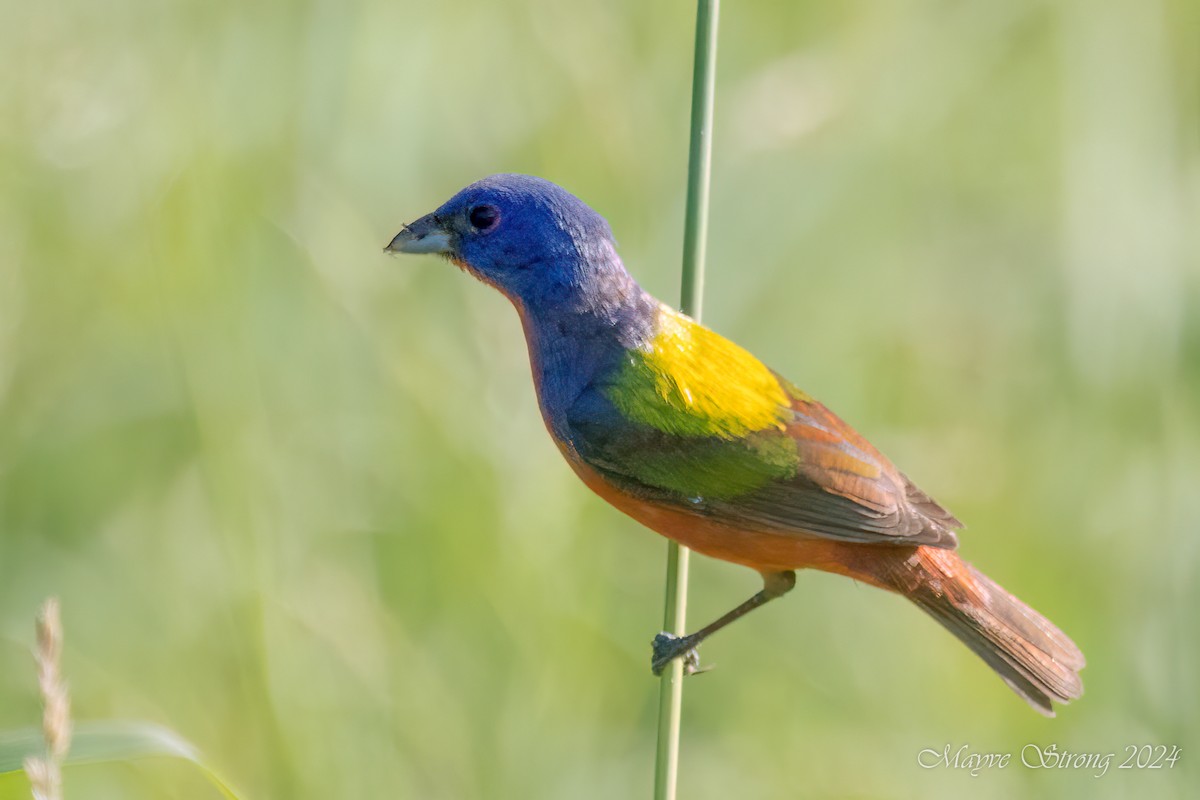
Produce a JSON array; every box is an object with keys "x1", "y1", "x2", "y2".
[{"x1": 385, "y1": 173, "x2": 1085, "y2": 716}]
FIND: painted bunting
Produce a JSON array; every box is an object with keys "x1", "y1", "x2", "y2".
[{"x1": 386, "y1": 174, "x2": 1084, "y2": 716}]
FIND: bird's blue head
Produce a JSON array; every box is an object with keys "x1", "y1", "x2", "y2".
[{"x1": 386, "y1": 174, "x2": 632, "y2": 313}]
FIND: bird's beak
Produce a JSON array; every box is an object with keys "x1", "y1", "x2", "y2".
[{"x1": 384, "y1": 213, "x2": 453, "y2": 255}]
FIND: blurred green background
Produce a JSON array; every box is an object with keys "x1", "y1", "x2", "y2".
[{"x1": 1, "y1": 0, "x2": 1197, "y2": 797}]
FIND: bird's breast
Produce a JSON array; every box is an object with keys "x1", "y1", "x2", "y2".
[{"x1": 512, "y1": 301, "x2": 629, "y2": 447}]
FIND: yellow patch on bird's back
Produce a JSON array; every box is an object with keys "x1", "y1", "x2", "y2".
[{"x1": 605, "y1": 306, "x2": 790, "y2": 438}]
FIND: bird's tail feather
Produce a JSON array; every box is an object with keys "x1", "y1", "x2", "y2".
[{"x1": 889, "y1": 549, "x2": 1085, "y2": 716}]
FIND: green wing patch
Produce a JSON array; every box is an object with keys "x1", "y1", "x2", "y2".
[{"x1": 611, "y1": 429, "x2": 799, "y2": 500}]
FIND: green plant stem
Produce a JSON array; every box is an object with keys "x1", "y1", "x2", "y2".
[
  {"x1": 654, "y1": 2, "x2": 719, "y2": 799},
  {"x1": 678, "y1": 0, "x2": 718, "y2": 322}
]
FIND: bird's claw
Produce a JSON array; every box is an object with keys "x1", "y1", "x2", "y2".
[{"x1": 651, "y1": 632, "x2": 709, "y2": 676}]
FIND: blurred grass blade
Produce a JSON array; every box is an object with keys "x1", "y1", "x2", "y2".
[{"x1": 0, "y1": 721, "x2": 244, "y2": 800}]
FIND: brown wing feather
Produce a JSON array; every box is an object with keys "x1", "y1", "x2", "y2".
[{"x1": 703, "y1": 383, "x2": 961, "y2": 548}]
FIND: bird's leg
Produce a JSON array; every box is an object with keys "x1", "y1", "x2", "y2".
[{"x1": 651, "y1": 570, "x2": 796, "y2": 676}]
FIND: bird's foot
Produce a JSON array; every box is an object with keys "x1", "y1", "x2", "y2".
[{"x1": 651, "y1": 632, "x2": 708, "y2": 676}]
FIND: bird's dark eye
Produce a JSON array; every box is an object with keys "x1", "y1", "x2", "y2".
[{"x1": 468, "y1": 204, "x2": 500, "y2": 232}]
